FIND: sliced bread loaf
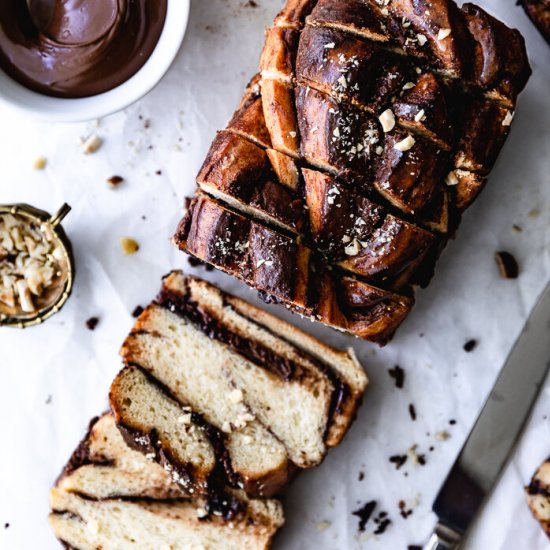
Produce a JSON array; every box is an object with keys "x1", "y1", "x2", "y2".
[
  {"x1": 111, "y1": 271, "x2": 368, "y2": 497},
  {"x1": 50, "y1": 413, "x2": 284, "y2": 550}
]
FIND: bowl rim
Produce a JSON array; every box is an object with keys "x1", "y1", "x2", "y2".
[
  {"x1": 0, "y1": 203, "x2": 75, "y2": 329},
  {"x1": 0, "y1": 0, "x2": 190, "y2": 123}
]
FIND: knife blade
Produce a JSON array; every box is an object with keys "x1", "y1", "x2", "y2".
[{"x1": 424, "y1": 282, "x2": 550, "y2": 550}]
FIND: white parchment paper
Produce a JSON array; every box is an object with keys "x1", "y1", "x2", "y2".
[{"x1": 0, "y1": 1, "x2": 549, "y2": 548}]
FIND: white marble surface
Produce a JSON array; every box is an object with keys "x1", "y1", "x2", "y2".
[{"x1": 0, "y1": 1, "x2": 549, "y2": 549}]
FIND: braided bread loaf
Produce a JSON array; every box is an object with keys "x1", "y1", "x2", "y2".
[{"x1": 174, "y1": 0, "x2": 530, "y2": 343}]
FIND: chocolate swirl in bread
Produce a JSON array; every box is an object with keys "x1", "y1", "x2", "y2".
[{"x1": 174, "y1": 0, "x2": 530, "y2": 342}]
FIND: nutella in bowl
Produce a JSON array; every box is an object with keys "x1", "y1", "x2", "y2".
[
  {"x1": 0, "y1": 0, "x2": 188, "y2": 121},
  {"x1": 0, "y1": 0, "x2": 167, "y2": 98}
]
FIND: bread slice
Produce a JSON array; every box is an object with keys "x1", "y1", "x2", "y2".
[
  {"x1": 113, "y1": 270, "x2": 368, "y2": 496},
  {"x1": 175, "y1": 194, "x2": 414, "y2": 343},
  {"x1": 57, "y1": 413, "x2": 183, "y2": 500},
  {"x1": 110, "y1": 365, "x2": 218, "y2": 496},
  {"x1": 527, "y1": 458, "x2": 550, "y2": 538},
  {"x1": 50, "y1": 489, "x2": 283, "y2": 550},
  {"x1": 50, "y1": 414, "x2": 284, "y2": 550}
]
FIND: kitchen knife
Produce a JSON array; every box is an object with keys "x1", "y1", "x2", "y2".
[{"x1": 424, "y1": 282, "x2": 550, "y2": 550}]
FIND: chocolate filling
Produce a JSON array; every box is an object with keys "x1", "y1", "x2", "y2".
[{"x1": 156, "y1": 282, "x2": 351, "y2": 424}]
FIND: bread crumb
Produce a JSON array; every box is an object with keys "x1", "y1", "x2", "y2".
[
  {"x1": 107, "y1": 175, "x2": 124, "y2": 188},
  {"x1": 435, "y1": 431, "x2": 451, "y2": 441}
]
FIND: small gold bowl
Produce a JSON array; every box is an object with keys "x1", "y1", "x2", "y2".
[{"x1": 0, "y1": 203, "x2": 74, "y2": 328}]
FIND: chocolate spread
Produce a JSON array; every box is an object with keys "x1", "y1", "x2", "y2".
[{"x1": 0, "y1": 0, "x2": 167, "y2": 98}]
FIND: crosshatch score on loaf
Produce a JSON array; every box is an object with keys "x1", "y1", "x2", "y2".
[{"x1": 174, "y1": 0, "x2": 531, "y2": 344}]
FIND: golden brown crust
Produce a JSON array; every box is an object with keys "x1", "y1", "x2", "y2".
[
  {"x1": 520, "y1": 0, "x2": 550, "y2": 45},
  {"x1": 462, "y1": 3, "x2": 532, "y2": 106},
  {"x1": 175, "y1": 194, "x2": 414, "y2": 344},
  {"x1": 261, "y1": 78, "x2": 301, "y2": 158},
  {"x1": 196, "y1": 131, "x2": 304, "y2": 234},
  {"x1": 308, "y1": 0, "x2": 389, "y2": 42},
  {"x1": 302, "y1": 169, "x2": 436, "y2": 284},
  {"x1": 260, "y1": 27, "x2": 300, "y2": 82},
  {"x1": 175, "y1": 0, "x2": 530, "y2": 343},
  {"x1": 226, "y1": 75, "x2": 272, "y2": 149},
  {"x1": 274, "y1": 0, "x2": 318, "y2": 29}
]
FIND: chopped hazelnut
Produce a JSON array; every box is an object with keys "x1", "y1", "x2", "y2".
[
  {"x1": 417, "y1": 33, "x2": 428, "y2": 46},
  {"x1": 33, "y1": 157, "x2": 47, "y2": 170},
  {"x1": 394, "y1": 135, "x2": 416, "y2": 152},
  {"x1": 379, "y1": 109, "x2": 396, "y2": 132},
  {"x1": 437, "y1": 28, "x2": 452, "y2": 40},
  {"x1": 502, "y1": 111, "x2": 514, "y2": 126},
  {"x1": 82, "y1": 135, "x2": 103, "y2": 154},
  {"x1": 445, "y1": 171, "x2": 459, "y2": 186},
  {"x1": 120, "y1": 237, "x2": 139, "y2": 255}
]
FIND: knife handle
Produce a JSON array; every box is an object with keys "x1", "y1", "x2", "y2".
[{"x1": 423, "y1": 522, "x2": 462, "y2": 550}]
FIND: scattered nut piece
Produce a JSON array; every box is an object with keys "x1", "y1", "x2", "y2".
[
  {"x1": 495, "y1": 251, "x2": 519, "y2": 279},
  {"x1": 33, "y1": 157, "x2": 47, "y2": 170},
  {"x1": 196, "y1": 508, "x2": 208, "y2": 519},
  {"x1": 379, "y1": 109, "x2": 396, "y2": 132},
  {"x1": 437, "y1": 28, "x2": 452, "y2": 40},
  {"x1": 344, "y1": 239, "x2": 361, "y2": 257},
  {"x1": 414, "y1": 109, "x2": 426, "y2": 122},
  {"x1": 82, "y1": 135, "x2": 103, "y2": 155},
  {"x1": 445, "y1": 171, "x2": 459, "y2": 186},
  {"x1": 120, "y1": 237, "x2": 139, "y2": 255},
  {"x1": 177, "y1": 413, "x2": 192, "y2": 425},
  {"x1": 324, "y1": 42, "x2": 335, "y2": 49},
  {"x1": 106, "y1": 175, "x2": 124, "y2": 189},
  {"x1": 229, "y1": 388, "x2": 244, "y2": 404},
  {"x1": 394, "y1": 135, "x2": 416, "y2": 152},
  {"x1": 417, "y1": 33, "x2": 428, "y2": 46},
  {"x1": 502, "y1": 111, "x2": 514, "y2": 127}
]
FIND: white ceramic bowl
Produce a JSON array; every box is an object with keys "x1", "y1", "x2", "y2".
[{"x1": 0, "y1": 0, "x2": 190, "y2": 123}]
